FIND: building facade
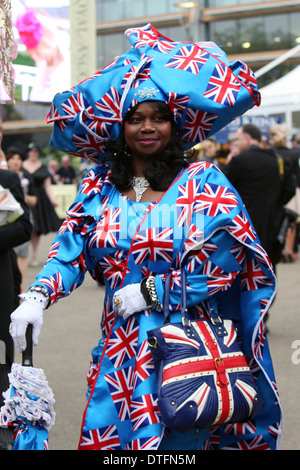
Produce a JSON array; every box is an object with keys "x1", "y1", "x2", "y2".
[
  {"x1": 96, "y1": 0, "x2": 300, "y2": 87},
  {"x1": 2, "y1": 0, "x2": 300, "y2": 146}
]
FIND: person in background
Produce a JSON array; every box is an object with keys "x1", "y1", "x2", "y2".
[
  {"x1": 223, "y1": 123, "x2": 295, "y2": 270},
  {"x1": 225, "y1": 136, "x2": 239, "y2": 164},
  {"x1": 0, "y1": 129, "x2": 32, "y2": 448},
  {"x1": 6, "y1": 147, "x2": 37, "y2": 291},
  {"x1": 291, "y1": 133, "x2": 298, "y2": 149},
  {"x1": 22, "y1": 143, "x2": 61, "y2": 267},
  {"x1": 286, "y1": 132, "x2": 300, "y2": 259},
  {"x1": 76, "y1": 158, "x2": 96, "y2": 187},
  {"x1": 269, "y1": 124, "x2": 298, "y2": 262},
  {"x1": 260, "y1": 134, "x2": 271, "y2": 149},
  {"x1": 48, "y1": 159, "x2": 60, "y2": 185},
  {"x1": 56, "y1": 154, "x2": 76, "y2": 184},
  {"x1": 196, "y1": 137, "x2": 219, "y2": 166}
]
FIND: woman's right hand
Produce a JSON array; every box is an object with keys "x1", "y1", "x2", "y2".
[
  {"x1": 113, "y1": 283, "x2": 152, "y2": 320},
  {"x1": 10, "y1": 292, "x2": 47, "y2": 352}
]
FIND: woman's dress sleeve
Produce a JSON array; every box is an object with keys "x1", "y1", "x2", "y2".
[{"x1": 29, "y1": 165, "x2": 108, "y2": 306}]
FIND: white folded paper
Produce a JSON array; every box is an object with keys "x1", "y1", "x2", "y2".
[{"x1": 0, "y1": 184, "x2": 24, "y2": 225}]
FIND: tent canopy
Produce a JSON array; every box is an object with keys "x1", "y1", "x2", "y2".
[{"x1": 258, "y1": 65, "x2": 300, "y2": 108}]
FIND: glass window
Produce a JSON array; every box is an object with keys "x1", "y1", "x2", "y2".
[
  {"x1": 168, "y1": 0, "x2": 183, "y2": 13},
  {"x1": 97, "y1": 32, "x2": 126, "y2": 69},
  {"x1": 209, "y1": 13, "x2": 296, "y2": 55},
  {"x1": 239, "y1": 16, "x2": 265, "y2": 52},
  {"x1": 96, "y1": 0, "x2": 204, "y2": 22},
  {"x1": 264, "y1": 14, "x2": 289, "y2": 50},
  {"x1": 96, "y1": 0, "x2": 123, "y2": 22},
  {"x1": 158, "y1": 24, "x2": 188, "y2": 42},
  {"x1": 270, "y1": 112, "x2": 285, "y2": 124},
  {"x1": 209, "y1": 19, "x2": 239, "y2": 53},
  {"x1": 123, "y1": 0, "x2": 145, "y2": 18},
  {"x1": 97, "y1": 0, "x2": 147, "y2": 21},
  {"x1": 207, "y1": 0, "x2": 238, "y2": 6},
  {"x1": 146, "y1": 0, "x2": 168, "y2": 15},
  {"x1": 207, "y1": 0, "x2": 276, "y2": 6},
  {"x1": 292, "y1": 111, "x2": 300, "y2": 130},
  {"x1": 290, "y1": 12, "x2": 300, "y2": 46},
  {"x1": 96, "y1": 24, "x2": 191, "y2": 69}
]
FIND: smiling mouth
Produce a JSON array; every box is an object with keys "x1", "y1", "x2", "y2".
[{"x1": 138, "y1": 139, "x2": 158, "y2": 145}]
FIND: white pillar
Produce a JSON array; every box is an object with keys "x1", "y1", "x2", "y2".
[{"x1": 69, "y1": 0, "x2": 97, "y2": 86}]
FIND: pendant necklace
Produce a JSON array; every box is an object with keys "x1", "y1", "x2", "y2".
[{"x1": 131, "y1": 176, "x2": 150, "y2": 202}]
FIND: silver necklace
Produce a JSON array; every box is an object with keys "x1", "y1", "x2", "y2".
[{"x1": 131, "y1": 176, "x2": 150, "y2": 202}]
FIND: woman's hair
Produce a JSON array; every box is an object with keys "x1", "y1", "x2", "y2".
[
  {"x1": 242, "y1": 124, "x2": 262, "y2": 142},
  {"x1": 107, "y1": 101, "x2": 189, "y2": 192},
  {"x1": 269, "y1": 124, "x2": 290, "y2": 147},
  {"x1": 6, "y1": 146, "x2": 26, "y2": 161}
]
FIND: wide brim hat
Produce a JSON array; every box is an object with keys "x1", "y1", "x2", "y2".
[{"x1": 46, "y1": 23, "x2": 260, "y2": 164}]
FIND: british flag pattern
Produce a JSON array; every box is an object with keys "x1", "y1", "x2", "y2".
[
  {"x1": 164, "y1": 45, "x2": 209, "y2": 74},
  {"x1": 204, "y1": 63, "x2": 241, "y2": 106},
  {"x1": 46, "y1": 24, "x2": 260, "y2": 164},
  {"x1": 148, "y1": 317, "x2": 263, "y2": 432},
  {"x1": 30, "y1": 161, "x2": 282, "y2": 450}
]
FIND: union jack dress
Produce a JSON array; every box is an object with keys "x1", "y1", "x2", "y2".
[{"x1": 31, "y1": 161, "x2": 282, "y2": 450}]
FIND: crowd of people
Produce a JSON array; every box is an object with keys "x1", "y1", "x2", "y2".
[
  {"x1": 194, "y1": 123, "x2": 300, "y2": 268},
  {"x1": 0, "y1": 130, "x2": 83, "y2": 448},
  {"x1": 48, "y1": 154, "x2": 77, "y2": 186},
  {"x1": 1, "y1": 24, "x2": 297, "y2": 451}
]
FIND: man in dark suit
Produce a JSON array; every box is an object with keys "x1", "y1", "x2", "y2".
[
  {"x1": 223, "y1": 123, "x2": 295, "y2": 268},
  {"x1": 0, "y1": 165, "x2": 32, "y2": 449}
]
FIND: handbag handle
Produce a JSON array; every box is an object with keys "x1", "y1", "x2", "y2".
[
  {"x1": 163, "y1": 270, "x2": 186, "y2": 321},
  {"x1": 163, "y1": 268, "x2": 223, "y2": 327}
]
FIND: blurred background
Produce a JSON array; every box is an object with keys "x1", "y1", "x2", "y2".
[{"x1": 1, "y1": 0, "x2": 300, "y2": 160}]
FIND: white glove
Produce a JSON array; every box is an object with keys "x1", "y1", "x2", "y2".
[
  {"x1": 113, "y1": 283, "x2": 151, "y2": 320},
  {"x1": 10, "y1": 291, "x2": 48, "y2": 352}
]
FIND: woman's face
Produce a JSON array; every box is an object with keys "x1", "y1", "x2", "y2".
[
  {"x1": 268, "y1": 132, "x2": 281, "y2": 148},
  {"x1": 7, "y1": 154, "x2": 23, "y2": 172},
  {"x1": 28, "y1": 148, "x2": 40, "y2": 160},
  {"x1": 124, "y1": 101, "x2": 172, "y2": 160}
]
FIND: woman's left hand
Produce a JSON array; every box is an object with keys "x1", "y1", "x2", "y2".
[{"x1": 113, "y1": 283, "x2": 152, "y2": 320}]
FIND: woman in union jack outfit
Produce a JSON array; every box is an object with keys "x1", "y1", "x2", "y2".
[{"x1": 9, "y1": 25, "x2": 282, "y2": 450}]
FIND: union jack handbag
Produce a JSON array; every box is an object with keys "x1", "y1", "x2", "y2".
[{"x1": 147, "y1": 270, "x2": 263, "y2": 432}]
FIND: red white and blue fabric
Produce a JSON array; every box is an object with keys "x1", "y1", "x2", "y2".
[
  {"x1": 46, "y1": 23, "x2": 260, "y2": 164},
  {"x1": 0, "y1": 398, "x2": 49, "y2": 451},
  {"x1": 30, "y1": 162, "x2": 282, "y2": 450}
]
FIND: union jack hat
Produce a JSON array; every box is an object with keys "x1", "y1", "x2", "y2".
[{"x1": 47, "y1": 23, "x2": 260, "y2": 163}]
